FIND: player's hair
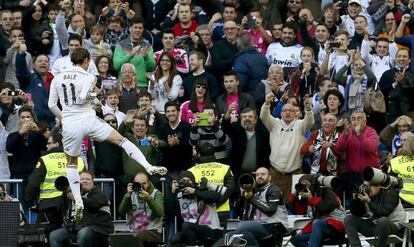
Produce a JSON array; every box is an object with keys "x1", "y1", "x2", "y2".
[
  {"x1": 164, "y1": 101, "x2": 180, "y2": 112},
  {"x1": 68, "y1": 33, "x2": 83, "y2": 45},
  {"x1": 223, "y1": 70, "x2": 238, "y2": 80},
  {"x1": 71, "y1": 47, "x2": 90, "y2": 65}
]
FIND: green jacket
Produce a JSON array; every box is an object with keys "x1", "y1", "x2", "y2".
[
  {"x1": 119, "y1": 122, "x2": 162, "y2": 178},
  {"x1": 113, "y1": 36, "x2": 156, "y2": 88},
  {"x1": 119, "y1": 183, "x2": 164, "y2": 218}
]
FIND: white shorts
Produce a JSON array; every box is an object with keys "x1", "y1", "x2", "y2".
[{"x1": 62, "y1": 116, "x2": 113, "y2": 157}]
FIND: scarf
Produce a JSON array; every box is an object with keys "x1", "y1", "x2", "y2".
[
  {"x1": 311, "y1": 129, "x2": 340, "y2": 175},
  {"x1": 347, "y1": 72, "x2": 367, "y2": 112}
]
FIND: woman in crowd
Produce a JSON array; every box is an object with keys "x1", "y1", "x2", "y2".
[
  {"x1": 180, "y1": 79, "x2": 214, "y2": 124},
  {"x1": 147, "y1": 52, "x2": 182, "y2": 114},
  {"x1": 95, "y1": 55, "x2": 118, "y2": 94}
]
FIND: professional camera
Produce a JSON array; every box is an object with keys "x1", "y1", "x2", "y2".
[
  {"x1": 178, "y1": 178, "x2": 192, "y2": 191},
  {"x1": 315, "y1": 175, "x2": 341, "y2": 190},
  {"x1": 362, "y1": 167, "x2": 402, "y2": 189},
  {"x1": 55, "y1": 176, "x2": 70, "y2": 192},
  {"x1": 238, "y1": 173, "x2": 256, "y2": 193},
  {"x1": 132, "y1": 182, "x2": 142, "y2": 192},
  {"x1": 176, "y1": 35, "x2": 192, "y2": 50},
  {"x1": 198, "y1": 177, "x2": 228, "y2": 196},
  {"x1": 357, "y1": 183, "x2": 369, "y2": 195}
]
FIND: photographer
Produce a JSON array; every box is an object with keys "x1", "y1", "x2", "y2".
[
  {"x1": 49, "y1": 171, "x2": 113, "y2": 247},
  {"x1": 119, "y1": 172, "x2": 164, "y2": 245},
  {"x1": 291, "y1": 175, "x2": 346, "y2": 247},
  {"x1": 344, "y1": 180, "x2": 405, "y2": 247},
  {"x1": 170, "y1": 170, "x2": 223, "y2": 246},
  {"x1": 229, "y1": 167, "x2": 288, "y2": 246}
]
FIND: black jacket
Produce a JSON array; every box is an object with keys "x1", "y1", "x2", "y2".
[
  {"x1": 215, "y1": 92, "x2": 256, "y2": 117},
  {"x1": 6, "y1": 131, "x2": 47, "y2": 178},
  {"x1": 61, "y1": 186, "x2": 114, "y2": 235},
  {"x1": 221, "y1": 118, "x2": 270, "y2": 177}
]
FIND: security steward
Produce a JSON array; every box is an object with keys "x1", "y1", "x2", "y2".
[
  {"x1": 25, "y1": 132, "x2": 85, "y2": 229},
  {"x1": 188, "y1": 143, "x2": 235, "y2": 219},
  {"x1": 390, "y1": 153, "x2": 414, "y2": 207}
]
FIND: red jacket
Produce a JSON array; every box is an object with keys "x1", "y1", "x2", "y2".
[
  {"x1": 172, "y1": 20, "x2": 199, "y2": 38},
  {"x1": 334, "y1": 126, "x2": 380, "y2": 173}
]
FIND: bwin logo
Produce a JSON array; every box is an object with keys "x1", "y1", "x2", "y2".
[{"x1": 273, "y1": 59, "x2": 292, "y2": 66}]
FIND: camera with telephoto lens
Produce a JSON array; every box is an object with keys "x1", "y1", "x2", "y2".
[
  {"x1": 362, "y1": 167, "x2": 402, "y2": 189},
  {"x1": 357, "y1": 183, "x2": 369, "y2": 195},
  {"x1": 315, "y1": 175, "x2": 341, "y2": 190},
  {"x1": 132, "y1": 182, "x2": 142, "y2": 192},
  {"x1": 238, "y1": 173, "x2": 256, "y2": 193},
  {"x1": 0, "y1": 191, "x2": 6, "y2": 200}
]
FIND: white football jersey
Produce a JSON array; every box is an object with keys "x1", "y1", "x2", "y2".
[
  {"x1": 266, "y1": 42, "x2": 303, "y2": 68},
  {"x1": 51, "y1": 55, "x2": 98, "y2": 76},
  {"x1": 49, "y1": 66, "x2": 96, "y2": 118}
]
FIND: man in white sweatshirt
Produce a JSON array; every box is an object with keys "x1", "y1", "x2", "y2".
[{"x1": 260, "y1": 93, "x2": 314, "y2": 201}]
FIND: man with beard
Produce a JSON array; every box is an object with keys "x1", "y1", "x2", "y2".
[
  {"x1": 222, "y1": 107, "x2": 270, "y2": 178},
  {"x1": 182, "y1": 51, "x2": 219, "y2": 101},
  {"x1": 266, "y1": 22, "x2": 303, "y2": 69},
  {"x1": 228, "y1": 167, "x2": 288, "y2": 246}
]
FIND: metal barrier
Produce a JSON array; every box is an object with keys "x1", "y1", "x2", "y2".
[{"x1": 0, "y1": 178, "x2": 117, "y2": 222}]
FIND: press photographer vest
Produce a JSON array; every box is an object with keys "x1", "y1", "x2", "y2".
[
  {"x1": 39, "y1": 153, "x2": 85, "y2": 199},
  {"x1": 188, "y1": 162, "x2": 231, "y2": 212},
  {"x1": 391, "y1": 155, "x2": 414, "y2": 205}
]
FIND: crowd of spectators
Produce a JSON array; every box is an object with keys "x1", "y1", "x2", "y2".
[{"x1": 1, "y1": 0, "x2": 414, "y2": 246}]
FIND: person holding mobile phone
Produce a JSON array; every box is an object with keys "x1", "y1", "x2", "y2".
[{"x1": 113, "y1": 17, "x2": 156, "y2": 90}]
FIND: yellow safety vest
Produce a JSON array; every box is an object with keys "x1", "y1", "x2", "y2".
[
  {"x1": 391, "y1": 155, "x2": 414, "y2": 205},
  {"x1": 39, "y1": 153, "x2": 85, "y2": 200},
  {"x1": 188, "y1": 162, "x2": 232, "y2": 212}
]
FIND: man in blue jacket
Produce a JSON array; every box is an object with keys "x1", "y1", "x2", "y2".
[
  {"x1": 233, "y1": 34, "x2": 268, "y2": 96},
  {"x1": 15, "y1": 52, "x2": 55, "y2": 127}
]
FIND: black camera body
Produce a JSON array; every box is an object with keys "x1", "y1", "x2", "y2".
[
  {"x1": 132, "y1": 182, "x2": 142, "y2": 192},
  {"x1": 178, "y1": 179, "x2": 192, "y2": 191}
]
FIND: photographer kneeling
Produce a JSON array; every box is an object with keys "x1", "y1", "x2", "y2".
[
  {"x1": 344, "y1": 168, "x2": 405, "y2": 247},
  {"x1": 119, "y1": 172, "x2": 164, "y2": 245},
  {"x1": 291, "y1": 175, "x2": 346, "y2": 247},
  {"x1": 170, "y1": 170, "x2": 223, "y2": 246},
  {"x1": 227, "y1": 167, "x2": 288, "y2": 246}
]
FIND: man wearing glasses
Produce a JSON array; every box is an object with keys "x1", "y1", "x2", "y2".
[{"x1": 260, "y1": 92, "x2": 314, "y2": 201}]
